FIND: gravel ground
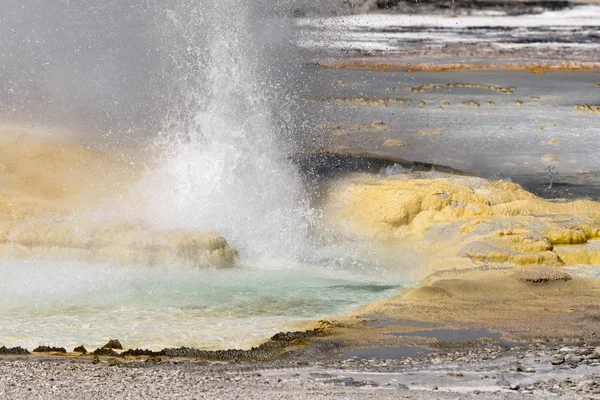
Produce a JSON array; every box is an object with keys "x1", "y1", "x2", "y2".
[{"x1": 1, "y1": 342, "x2": 598, "y2": 399}]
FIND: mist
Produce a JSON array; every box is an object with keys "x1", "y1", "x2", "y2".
[{"x1": 0, "y1": 0, "x2": 303, "y2": 147}]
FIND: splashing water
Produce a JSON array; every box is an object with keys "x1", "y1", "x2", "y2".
[{"x1": 132, "y1": 1, "x2": 317, "y2": 267}]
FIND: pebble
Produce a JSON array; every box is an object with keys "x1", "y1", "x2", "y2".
[
  {"x1": 509, "y1": 363, "x2": 523, "y2": 372},
  {"x1": 567, "y1": 355, "x2": 583, "y2": 364},
  {"x1": 577, "y1": 380, "x2": 597, "y2": 391},
  {"x1": 551, "y1": 355, "x2": 565, "y2": 365}
]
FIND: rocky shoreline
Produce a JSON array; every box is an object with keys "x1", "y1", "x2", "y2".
[{"x1": 0, "y1": 338, "x2": 598, "y2": 399}]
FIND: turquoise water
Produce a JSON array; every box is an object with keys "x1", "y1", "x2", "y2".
[{"x1": 0, "y1": 259, "x2": 407, "y2": 351}]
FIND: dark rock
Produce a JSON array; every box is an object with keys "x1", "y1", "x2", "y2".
[
  {"x1": 158, "y1": 341, "x2": 295, "y2": 361},
  {"x1": 566, "y1": 355, "x2": 583, "y2": 364},
  {"x1": 121, "y1": 348, "x2": 158, "y2": 357},
  {"x1": 270, "y1": 328, "x2": 322, "y2": 342},
  {"x1": 356, "y1": 380, "x2": 378, "y2": 387},
  {"x1": 271, "y1": 331, "x2": 308, "y2": 342},
  {"x1": 32, "y1": 346, "x2": 67, "y2": 353},
  {"x1": 136, "y1": 330, "x2": 321, "y2": 361},
  {"x1": 509, "y1": 363, "x2": 524, "y2": 372},
  {"x1": 107, "y1": 358, "x2": 122, "y2": 367},
  {"x1": 397, "y1": 383, "x2": 409, "y2": 390},
  {"x1": 551, "y1": 355, "x2": 565, "y2": 365},
  {"x1": 102, "y1": 339, "x2": 123, "y2": 350},
  {"x1": 73, "y1": 345, "x2": 88, "y2": 354},
  {"x1": 339, "y1": 377, "x2": 355, "y2": 387},
  {"x1": 0, "y1": 346, "x2": 29, "y2": 355},
  {"x1": 92, "y1": 347, "x2": 119, "y2": 357},
  {"x1": 159, "y1": 347, "x2": 205, "y2": 357},
  {"x1": 297, "y1": 341, "x2": 343, "y2": 358},
  {"x1": 514, "y1": 270, "x2": 571, "y2": 284}
]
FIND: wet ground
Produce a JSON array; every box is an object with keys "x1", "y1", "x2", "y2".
[
  {"x1": 296, "y1": 2, "x2": 600, "y2": 201},
  {"x1": 300, "y1": 67, "x2": 600, "y2": 201}
]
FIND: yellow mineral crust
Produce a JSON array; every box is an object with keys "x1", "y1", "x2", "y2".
[
  {"x1": 418, "y1": 128, "x2": 443, "y2": 136},
  {"x1": 304, "y1": 270, "x2": 600, "y2": 348},
  {"x1": 316, "y1": 120, "x2": 392, "y2": 136},
  {"x1": 0, "y1": 125, "x2": 237, "y2": 268},
  {"x1": 391, "y1": 83, "x2": 516, "y2": 95},
  {"x1": 543, "y1": 227, "x2": 588, "y2": 244},
  {"x1": 304, "y1": 97, "x2": 411, "y2": 107},
  {"x1": 324, "y1": 172, "x2": 600, "y2": 273},
  {"x1": 382, "y1": 139, "x2": 406, "y2": 147},
  {"x1": 0, "y1": 219, "x2": 236, "y2": 268},
  {"x1": 326, "y1": 173, "x2": 534, "y2": 239},
  {"x1": 493, "y1": 199, "x2": 600, "y2": 216},
  {"x1": 555, "y1": 249, "x2": 600, "y2": 265},
  {"x1": 0, "y1": 128, "x2": 143, "y2": 214}
]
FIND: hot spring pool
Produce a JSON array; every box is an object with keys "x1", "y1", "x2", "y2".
[{"x1": 0, "y1": 260, "x2": 408, "y2": 351}]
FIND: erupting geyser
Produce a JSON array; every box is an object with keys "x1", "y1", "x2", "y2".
[{"x1": 134, "y1": 0, "x2": 317, "y2": 267}]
